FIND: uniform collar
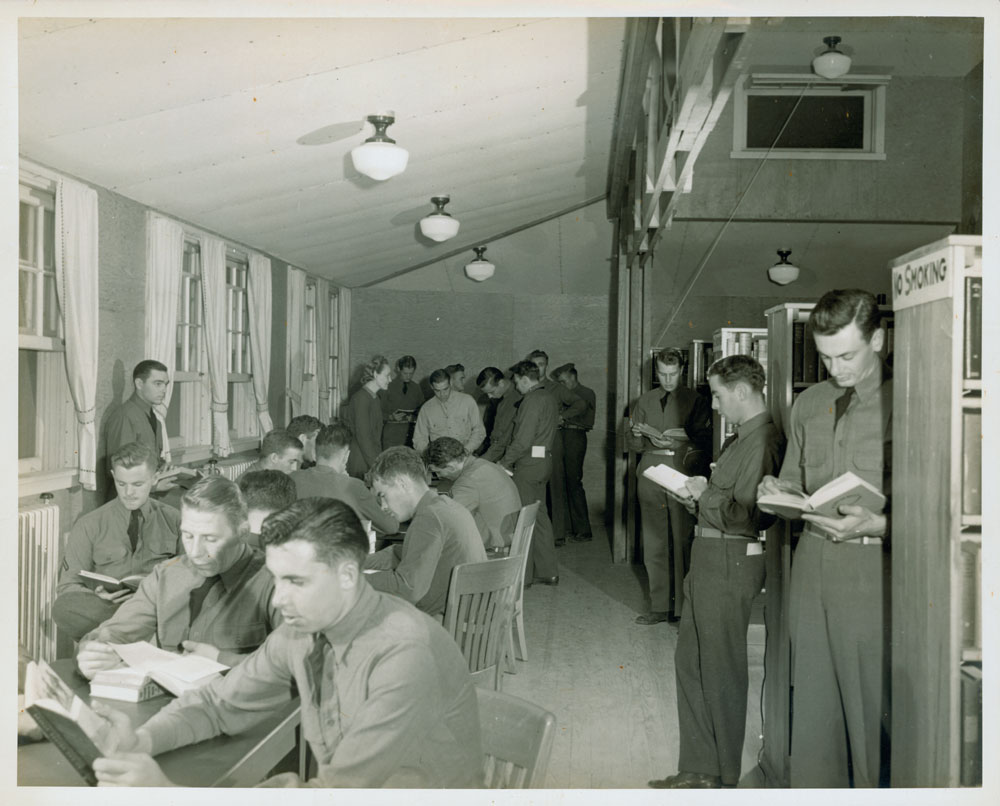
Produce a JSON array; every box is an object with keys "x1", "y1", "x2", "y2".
[
  {"x1": 735, "y1": 410, "x2": 772, "y2": 441},
  {"x1": 320, "y1": 579, "x2": 379, "y2": 659},
  {"x1": 850, "y1": 358, "x2": 891, "y2": 403}
]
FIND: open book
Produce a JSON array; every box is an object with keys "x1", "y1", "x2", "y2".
[
  {"x1": 757, "y1": 471, "x2": 887, "y2": 520},
  {"x1": 640, "y1": 464, "x2": 693, "y2": 500},
  {"x1": 78, "y1": 570, "x2": 145, "y2": 592},
  {"x1": 113, "y1": 641, "x2": 229, "y2": 697},
  {"x1": 24, "y1": 660, "x2": 122, "y2": 786}
]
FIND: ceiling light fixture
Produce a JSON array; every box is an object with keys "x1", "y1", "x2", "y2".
[
  {"x1": 464, "y1": 246, "x2": 495, "y2": 282},
  {"x1": 768, "y1": 249, "x2": 801, "y2": 286},
  {"x1": 350, "y1": 112, "x2": 409, "y2": 181},
  {"x1": 419, "y1": 195, "x2": 461, "y2": 242},
  {"x1": 812, "y1": 36, "x2": 852, "y2": 80}
]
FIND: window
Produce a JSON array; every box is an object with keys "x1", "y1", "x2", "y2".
[
  {"x1": 18, "y1": 179, "x2": 77, "y2": 488},
  {"x1": 166, "y1": 239, "x2": 211, "y2": 456},
  {"x1": 226, "y1": 251, "x2": 257, "y2": 443},
  {"x1": 304, "y1": 280, "x2": 317, "y2": 378},
  {"x1": 328, "y1": 290, "x2": 340, "y2": 419},
  {"x1": 731, "y1": 74, "x2": 887, "y2": 161}
]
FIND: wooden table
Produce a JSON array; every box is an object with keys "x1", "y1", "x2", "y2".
[{"x1": 18, "y1": 659, "x2": 303, "y2": 787}]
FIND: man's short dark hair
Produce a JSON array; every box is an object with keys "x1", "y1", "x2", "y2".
[
  {"x1": 809, "y1": 289, "x2": 882, "y2": 340},
  {"x1": 509, "y1": 360, "x2": 540, "y2": 381},
  {"x1": 429, "y1": 368, "x2": 450, "y2": 386},
  {"x1": 707, "y1": 355, "x2": 766, "y2": 394},
  {"x1": 444, "y1": 363, "x2": 465, "y2": 377},
  {"x1": 654, "y1": 348, "x2": 686, "y2": 369},
  {"x1": 286, "y1": 415, "x2": 322, "y2": 438},
  {"x1": 261, "y1": 498, "x2": 367, "y2": 569},
  {"x1": 182, "y1": 476, "x2": 250, "y2": 539},
  {"x1": 551, "y1": 362, "x2": 576, "y2": 379},
  {"x1": 239, "y1": 470, "x2": 297, "y2": 515},
  {"x1": 316, "y1": 420, "x2": 352, "y2": 458},
  {"x1": 426, "y1": 437, "x2": 467, "y2": 469},
  {"x1": 526, "y1": 349, "x2": 548, "y2": 363},
  {"x1": 261, "y1": 429, "x2": 303, "y2": 457},
  {"x1": 477, "y1": 367, "x2": 504, "y2": 388},
  {"x1": 369, "y1": 446, "x2": 427, "y2": 486},
  {"x1": 110, "y1": 441, "x2": 158, "y2": 473},
  {"x1": 397, "y1": 355, "x2": 417, "y2": 371},
  {"x1": 133, "y1": 359, "x2": 168, "y2": 383}
]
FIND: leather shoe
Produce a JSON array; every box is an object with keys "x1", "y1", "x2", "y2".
[
  {"x1": 634, "y1": 611, "x2": 670, "y2": 625},
  {"x1": 570, "y1": 533, "x2": 593, "y2": 543},
  {"x1": 554, "y1": 537, "x2": 567, "y2": 547},
  {"x1": 648, "y1": 772, "x2": 721, "y2": 789},
  {"x1": 533, "y1": 576, "x2": 559, "y2": 586}
]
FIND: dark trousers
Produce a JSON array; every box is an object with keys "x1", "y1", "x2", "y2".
[
  {"x1": 52, "y1": 590, "x2": 123, "y2": 642},
  {"x1": 512, "y1": 457, "x2": 558, "y2": 579},
  {"x1": 675, "y1": 537, "x2": 765, "y2": 785},
  {"x1": 381, "y1": 421, "x2": 413, "y2": 449},
  {"x1": 636, "y1": 453, "x2": 695, "y2": 615},
  {"x1": 789, "y1": 532, "x2": 890, "y2": 787},
  {"x1": 551, "y1": 429, "x2": 592, "y2": 539}
]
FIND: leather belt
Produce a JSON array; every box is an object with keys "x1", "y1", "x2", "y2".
[
  {"x1": 645, "y1": 449, "x2": 675, "y2": 456},
  {"x1": 695, "y1": 526, "x2": 755, "y2": 541},
  {"x1": 807, "y1": 529, "x2": 884, "y2": 547},
  {"x1": 560, "y1": 423, "x2": 590, "y2": 431}
]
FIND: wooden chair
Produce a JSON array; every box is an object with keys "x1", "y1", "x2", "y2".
[
  {"x1": 476, "y1": 687, "x2": 556, "y2": 788},
  {"x1": 506, "y1": 502, "x2": 538, "y2": 666},
  {"x1": 443, "y1": 556, "x2": 521, "y2": 691}
]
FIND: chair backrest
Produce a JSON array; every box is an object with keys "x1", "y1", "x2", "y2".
[
  {"x1": 508, "y1": 502, "x2": 538, "y2": 590},
  {"x1": 443, "y1": 556, "x2": 521, "y2": 690},
  {"x1": 476, "y1": 687, "x2": 556, "y2": 788}
]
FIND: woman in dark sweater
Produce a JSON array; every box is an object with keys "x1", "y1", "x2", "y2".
[{"x1": 345, "y1": 355, "x2": 391, "y2": 478}]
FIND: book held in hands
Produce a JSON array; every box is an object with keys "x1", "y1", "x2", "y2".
[
  {"x1": 640, "y1": 464, "x2": 694, "y2": 500},
  {"x1": 78, "y1": 570, "x2": 145, "y2": 592},
  {"x1": 757, "y1": 471, "x2": 886, "y2": 521}
]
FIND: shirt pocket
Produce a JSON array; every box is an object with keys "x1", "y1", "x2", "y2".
[
  {"x1": 93, "y1": 542, "x2": 128, "y2": 567},
  {"x1": 802, "y1": 417, "x2": 833, "y2": 491},
  {"x1": 225, "y1": 621, "x2": 268, "y2": 652}
]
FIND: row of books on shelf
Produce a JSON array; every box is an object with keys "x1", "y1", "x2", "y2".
[
  {"x1": 964, "y1": 276, "x2": 982, "y2": 380},
  {"x1": 960, "y1": 661, "x2": 982, "y2": 787},
  {"x1": 962, "y1": 410, "x2": 981, "y2": 516},
  {"x1": 961, "y1": 541, "x2": 981, "y2": 653},
  {"x1": 713, "y1": 331, "x2": 768, "y2": 367}
]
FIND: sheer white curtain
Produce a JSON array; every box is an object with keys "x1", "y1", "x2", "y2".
[
  {"x1": 54, "y1": 178, "x2": 100, "y2": 490},
  {"x1": 144, "y1": 213, "x2": 184, "y2": 463},
  {"x1": 337, "y1": 287, "x2": 351, "y2": 414},
  {"x1": 247, "y1": 253, "x2": 273, "y2": 434},
  {"x1": 315, "y1": 277, "x2": 331, "y2": 421},
  {"x1": 199, "y1": 236, "x2": 231, "y2": 456},
  {"x1": 286, "y1": 266, "x2": 307, "y2": 418}
]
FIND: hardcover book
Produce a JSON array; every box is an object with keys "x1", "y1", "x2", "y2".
[{"x1": 757, "y1": 471, "x2": 886, "y2": 521}]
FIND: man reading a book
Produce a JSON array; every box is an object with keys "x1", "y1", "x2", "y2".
[
  {"x1": 757, "y1": 288, "x2": 891, "y2": 788},
  {"x1": 629, "y1": 348, "x2": 713, "y2": 624},
  {"x1": 649, "y1": 354, "x2": 784, "y2": 789},
  {"x1": 53, "y1": 442, "x2": 182, "y2": 641},
  {"x1": 90, "y1": 498, "x2": 483, "y2": 787},
  {"x1": 76, "y1": 476, "x2": 281, "y2": 675}
]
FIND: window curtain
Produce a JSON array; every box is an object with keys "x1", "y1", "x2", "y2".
[
  {"x1": 336, "y1": 287, "x2": 351, "y2": 414},
  {"x1": 144, "y1": 213, "x2": 184, "y2": 464},
  {"x1": 199, "y1": 236, "x2": 231, "y2": 457},
  {"x1": 247, "y1": 253, "x2": 274, "y2": 435},
  {"x1": 286, "y1": 266, "x2": 307, "y2": 418},
  {"x1": 315, "y1": 277, "x2": 331, "y2": 421},
  {"x1": 54, "y1": 178, "x2": 100, "y2": 490}
]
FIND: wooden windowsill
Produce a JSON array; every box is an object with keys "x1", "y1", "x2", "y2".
[{"x1": 18, "y1": 468, "x2": 78, "y2": 499}]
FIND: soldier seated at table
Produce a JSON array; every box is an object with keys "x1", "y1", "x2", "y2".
[
  {"x1": 76, "y1": 476, "x2": 281, "y2": 674},
  {"x1": 238, "y1": 469, "x2": 298, "y2": 548}
]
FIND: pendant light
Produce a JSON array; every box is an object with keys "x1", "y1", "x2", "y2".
[
  {"x1": 812, "y1": 36, "x2": 852, "y2": 80},
  {"x1": 419, "y1": 195, "x2": 461, "y2": 242},
  {"x1": 350, "y1": 113, "x2": 409, "y2": 181},
  {"x1": 767, "y1": 250, "x2": 801, "y2": 286},
  {"x1": 464, "y1": 246, "x2": 495, "y2": 282}
]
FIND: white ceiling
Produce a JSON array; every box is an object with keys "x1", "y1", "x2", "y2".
[{"x1": 19, "y1": 17, "x2": 624, "y2": 287}]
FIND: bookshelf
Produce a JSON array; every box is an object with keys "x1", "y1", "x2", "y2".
[
  {"x1": 687, "y1": 339, "x2": 713, "y2": 391},
  {"x1": 887, "y1": 234, "x2": 982, "y2": 786},
  {"x1": 711, "y1": 327, "x2": 768, "y2": 456},
  {"x1": 759, "y1": 301, "x2": 894, "y2": 786}
]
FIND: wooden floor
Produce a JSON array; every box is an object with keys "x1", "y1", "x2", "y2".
[{"x1": 503, "y1": 520, "x2": 765, "y2": 789}]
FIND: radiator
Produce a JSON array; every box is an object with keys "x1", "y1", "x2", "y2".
[
  {"x1": 218, "y1": 457, "x2": 256, "y2": 481},
  {"x1": 18, "y1": 500, "x2": 61, "y2": 663}
]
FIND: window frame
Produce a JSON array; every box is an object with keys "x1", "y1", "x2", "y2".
[
  {"x1": 225, "y1": 249, "x2": 257, "y2": 445},
  {"x1": 730, "y1": 73, "x2": 888, "y2": 161}
]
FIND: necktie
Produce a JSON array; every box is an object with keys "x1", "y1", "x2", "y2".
[
  {"x1": 719, "y1": 432, "x2": 739, "y2": 457},
  {"x1": 147, "y1": 408, "x2": 158, "y2": 437},
  {"x1": 834, "y1": 387, "x2": 855, "y2": 429},
  {"x1": 402, "y1": 381, "x2": 409, "y2": 395},
  {"x1": 660, "y1": 391, "x2": 670, "y2": 412},
  {"x1": 127, "y1": 509, "x2": 142, "y2": 553},
  {"x1": 304, "y1": 633, "x2": 330, "y2": 708},
  {"x1": 188, "y1": 575, "x2": 221, "y2": 626}
]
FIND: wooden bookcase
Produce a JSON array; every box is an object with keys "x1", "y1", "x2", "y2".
[
  {"x1": 887, "y1": 234, "x2": 982, "y2": 786},
  {"x1": 711, "y1": 327, "x2": 767, "y2": 456},
  {"x1": 759, "y1": 301, "x2": 893, "y2": 787}
]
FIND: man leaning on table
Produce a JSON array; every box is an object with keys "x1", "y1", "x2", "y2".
[
  {"x1": 76, "y1": 475, "x2": 281, "y2": 675},
  {"x1": 757, "y1": 288, "x2": 891, "y2": 788},
  {"x1": 90, "y1": 497, "x2": 483, "y2": 788}
]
